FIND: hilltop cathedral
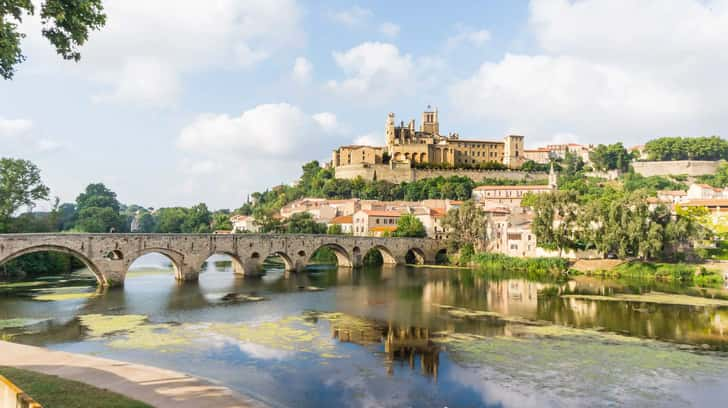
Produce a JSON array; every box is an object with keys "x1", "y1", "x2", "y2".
[{"x1": 332, "y1": 106, "x2": 527, "y2": 170}]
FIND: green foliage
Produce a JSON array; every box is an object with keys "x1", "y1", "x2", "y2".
[
  {"x1": 211, "y1": 212, "x2": 233, "y2": 231},
  {"x1": 601, "y1": 262, "x2": 723, "y2": 288},
  {"x1": 442, "y1": 200, "x2": 489, "y2": 251},
  {"x1": 644, "y1": 136, "x2": 728, "y2": 161},
  {"x1": 470, "y1": 252, "x2": 569, "y2": 280},
  {"x1": 1, "y1": 0, "x2": 106, "y2": 79},
  {"x1": 589, "y1": 143, "x2": 633, "y2": 172},
  {"x1": 1, "y1": 251, "x2": 84, "y2": 277},
  {"x1": 75, "y1": 206, "x2": 123, "y2": 233},
  {"x1": 283, "y1": 212, "x2": 327, "y2": 234},
  {"x1": 698, "y1": 162, "x2": 728, "y2": 188},
  {"x1": 392, "y1": 214, "x2": 426, "y2": 238},
  {"x1": 520, "y1": 160, "x2": 558, "y2": 172},
  {"x1": 622, "y1": 173, "x2": 687, "y2": 193},
  {"x1": 76, "y1": 183, "x2": 120, "y2": 213},
  {"x1": 326, "y1": 223, "x2": 344, "y2": 235},
  {"x1": 0, "y1": 158, "x2": 50, "y2": 232}
]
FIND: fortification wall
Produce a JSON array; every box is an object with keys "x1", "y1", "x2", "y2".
[
  {"x1": 632, "y1": 160, "x2": 722, "y2": 177},
  {"x1": 334, "y1": 164, "x2": 547, "y2": 183}
]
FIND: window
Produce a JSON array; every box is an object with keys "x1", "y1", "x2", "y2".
[{"x1": 376, "y1": 219, "x2": 380, "y2": 224}]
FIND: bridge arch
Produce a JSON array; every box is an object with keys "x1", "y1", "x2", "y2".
[
  {"x1": 0, "y1": 244, "x2": 104, "y2": 285},
  {"x1": 362, "y1": 245, "x2": 397, "y2": 265},
  {"x1": 126, "y1": 248, "x2": 186, "y2": 281},
  {"x1": 309, "y1": 243, "x2": 352, "y2": 268},
  {"x1": 196, "y1": 251, "x2": 246, "y2": 276},
  {"x1": 405, "y1": 247, "x2": 426, "y2": 265},
  {"x1": 265, "y1": 251, "x2": 295, "y2": 271}
]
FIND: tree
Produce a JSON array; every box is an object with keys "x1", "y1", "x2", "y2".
[
  {"x1": 1, "y1": 0, "x2": 106, "y2": 79},
  {"x1": 589, "y1": 143, "x2": 632, "y2": 172},
  {"x1": 155, "y1": 207, "x2": 187, "y2": 233},
  {"x1": 529, "y1": 190, "x2": 579, "y2": 256},
  {"x1": 75, "y1": 206, "x2": 122, "y2": 232},
  {"x1": 393, "y1": 214, "x2": 426, "y2": 238},
  {"x1": 327, "y1": 223, "x2": 343, "y2": 235},
  {"x1": 76, "y1": 183, "x2": 120, "y2": 213},
  {"x1": 442, "y1": 200, "x2": 489, "y2": 250},
  {"x1": 0, "y1": 158, "x2": 50, "y2": 231},
  {"x1": 644, "y1": 136, "x2": 728, "y2": 161},
  {"x1": 182, "y1": 203, "x2": 211, "y2": 233},
  {"x1": 284, "y1": 212, "x2": 326, "y2": 234},
  {"x1": 211, "y1": 212, "x2": 232, "y2": 232}
]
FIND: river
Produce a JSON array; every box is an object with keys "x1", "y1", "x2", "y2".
[{"x1": 2, "y1": 255, "x2": 728, "y2": 407}]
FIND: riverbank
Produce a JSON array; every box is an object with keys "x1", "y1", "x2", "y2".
[
  {"x1": 0, "y1": 341, "x2": 263, "y2": 408},
  {"x1": 0, "y1": 366, "x2": 151, "y2": 408}
]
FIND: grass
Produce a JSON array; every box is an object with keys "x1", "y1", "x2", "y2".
[
  {"x1": 0, "y1": 366, "x2": 151, "y2": 408},
  {"x1": 468, "y1": 252, "x2": 570, "y2": 281},
  {"x1": 586, "y1": 261, "x2": 725, "y2": 288}
]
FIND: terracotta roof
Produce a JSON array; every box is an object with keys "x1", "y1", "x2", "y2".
[
  {"x1": 682, "y1": 199, "x2": 728, "y2": 207},
  {"x1": 370, "y1": 226, "x2": 398, "y2": 232},
  {"x1": 473, "y1": 185, "x2": 552, "y2": 191},
  {"x1": 361, "y1": 210, "x2": 402, "y2": 217},
  {"x1": 331, "y1": 215, "x2": 353, "y2": 224},
  {"x1": 430, "y1": 208, "x2": 447, "y2": 217}
]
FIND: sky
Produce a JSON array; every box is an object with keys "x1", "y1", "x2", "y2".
[{"x1": 2, "y1": 0, "x2": 728, "y2": 210}]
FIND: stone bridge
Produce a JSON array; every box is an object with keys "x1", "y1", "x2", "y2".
[{"x1": 0, "y1": 234, "x2": 446, "y2": 287}]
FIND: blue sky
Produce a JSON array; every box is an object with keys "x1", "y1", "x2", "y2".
[{"x1": 2, "y1": 0, "x2": 728, "y2": 209}]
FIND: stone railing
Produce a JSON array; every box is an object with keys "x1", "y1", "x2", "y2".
[{"x1": 0, "y1": 374, "x2": 42, "y2": 408}]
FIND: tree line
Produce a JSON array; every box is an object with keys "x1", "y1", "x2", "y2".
[{"x1": 644, "y1": 136, "x2": 728, "y2": 161}]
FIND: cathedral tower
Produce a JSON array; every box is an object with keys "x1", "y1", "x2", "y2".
[{"x1": 421, "y1": 105, "x2": 439, "y2": 135}]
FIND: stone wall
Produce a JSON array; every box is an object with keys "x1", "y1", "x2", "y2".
[
  {"x1": 632, "y1": 160, "x2": 722, "y2": 177},
  {"x1": 334, "y1": 163, "x2": 548, "y2": 183}
]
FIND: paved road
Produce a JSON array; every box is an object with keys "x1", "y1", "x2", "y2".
[{"x1": 0, "y1": 341, "x2": 264, "y2": 408}]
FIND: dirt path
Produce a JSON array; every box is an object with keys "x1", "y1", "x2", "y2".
[{"x1": 0, "y1": 341, "x2": 264, "y2": 408}]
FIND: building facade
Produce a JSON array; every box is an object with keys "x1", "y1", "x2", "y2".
[{"x1": 332, "y1": 107, "x2": 527, "y2": 170}]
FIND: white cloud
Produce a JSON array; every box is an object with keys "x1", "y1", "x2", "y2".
[
  {"x1": 327, "y1": 42, "x2": 414, "y2": 101},
  {"x1": 312, "y1": 112, "x2": 338, "y2": 132},
  {"x1": 25, "y1": 0, "x2": 304, "y2": 107},
  {"x1": 0, "y1": 117, "x2": 33, "y2": 138},
  {"x1": 291, "y1": 57, "x2": 313, "y2": 83},
  {"x1": 446, "y1": 26, "x2": 491, "y2": 48},
  {"x1": 353, "y1": 132, "x2": 380, "y2": 146},
  {"x1": 327, "y1": 6, "x2": 372, "y2": 26},
  {"x1": 450, "y1": 0, "x2": 728, "y2": 145},
  {"x1": 92, "y1": 57, "x2": 181, "y2": 108},
  {"x1": 178, "y1": 103, "x2": 335, "y2": 158},
  {"x1": 379, "y1": 22, "x2": 400, "y2": 38}
]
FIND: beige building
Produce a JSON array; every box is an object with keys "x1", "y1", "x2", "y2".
[
  {"x1": 353, "y1": 210, "x2": 401, "y2": 237},
  {"x1": 230, "y1": 215, "x2": 260, "y2": 233},
  {"x1": 472, "y1": 165, "x2": 557, "y2": 206},
  {"x1": 332, "y1": 145, "x2": 385, "y2": 166},
  {"x1": 332, "y1": 107, "x2": 527, "y2": 169},
  {"x1": 523, "y1": 148, "x2": 551, "y2": 164},
  {"x1": 487, "y1": 214, "x2": 539, "y2": 258}
]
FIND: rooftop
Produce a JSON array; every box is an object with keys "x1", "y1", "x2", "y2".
[{"x1": 473, "y1": 185, "x2": 552, "y2": 191}]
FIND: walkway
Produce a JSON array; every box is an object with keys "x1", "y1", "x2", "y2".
[{"x1": 0, "y1": 341, "x2": 263, "y2": 408}]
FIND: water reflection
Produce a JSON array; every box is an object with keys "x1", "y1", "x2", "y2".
[{"x1": 5, "y1": 258, "x2": 728, "y2": 406}]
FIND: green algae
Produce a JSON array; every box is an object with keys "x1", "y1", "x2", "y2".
[
  {"x1": 435, "y1": 324, "x2": 728, "y2": 405},
  {"x1": 0, "y1": 281, "x2": 50, "y2": 289},
  {"x1": 562, "y1": 292, "x2": 728, "y2": 307},
  {"x1": 79, "y1": 314, "x2": 148, "y2": 337},
  {"x1": 126, "y1": 268, "x2": 174, "y2": 278},
  {"x1": 33, "y1": 292, "x2": 96, "y2": 301},
  {"x1": 0, "y1": 318, "x2": 48, "y2": 329}
]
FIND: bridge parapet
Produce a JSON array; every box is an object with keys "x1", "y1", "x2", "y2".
[{"x1": 0, "y1": 234, "x2": 445, "y2": 287}]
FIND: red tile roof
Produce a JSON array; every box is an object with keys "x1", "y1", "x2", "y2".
[{"x1": 331, "y1": 215, "x2": 353, "y2": 224}]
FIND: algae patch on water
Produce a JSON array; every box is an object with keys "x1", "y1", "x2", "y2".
[
  {"x1": 79, "y1": 314, "x2": 148, "y2": 337},
  {"x1": 437, "y1": 324, "x2": 728, "y2": 406},
  {"x1": 0, "y1": 318, "x2": 49, "y2": 330},
  {"x1": 562, "y1": 292, "x2": 728, "y2": 307}
]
